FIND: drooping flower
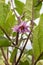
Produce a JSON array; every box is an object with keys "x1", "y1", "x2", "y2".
[{"x1": 12, "y1": 21, "x2": 30, "y2": 33}]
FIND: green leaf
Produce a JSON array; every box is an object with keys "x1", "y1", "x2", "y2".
[
  {"x1": 38, "y1": 14, "x2": 43, "y2": 52},
  {"x1": 24, "y1": 0, "x2": 42, "y2": 21},
  {"x1": 15, "y1": 0, "x2": 25, "y2": 15},
  {"x1": 33, "y1": 26, "x2": 40, "y2": 60},
  {"x1": 33, "y1": 14, "x2": 43, "y2": 60},
  {"x1": 0, "y1": 29, "x2": 4, "y2": 36},
  {"x1": 12, "y1": 32, "x2": 17, "y2": 37},
  {"x1": 0, "y1": 1, "x2": 10, "y2": 35},
  {"x1": 4, "y1": 10, "x2": 17, "y2": 35},
  {"x1": 24, "y1": 0, "x2": 33, "y2": 21},
  {"x1": 24, "y1": 49, "x2": 32, "y2": 56},
  {"x1": 36, "y1": 60, "x2": 43, "y2": 65},
  {"x1": 0, "y1": 2, "x2": 10, "y2": 25},
  {"x1": 21, "y1": 54, "x2": 27, "y2": 62},
  {"x1": 0, "y1": 0, "x2": 5, "y2": 2},
  {"x1": 20, "y1": 60, "x2": 29, "y2": 65},
  {"x1": 0, "y1": 2, "x2": 17, "y2": 35},
  {"x1": 33, "y1": 0, "x2": 42, "y2": 19},
  {"x1": 26, "y1": 49, "x2": 33, "y2": 55},
  {"x1": 0, "y1": 36, "x2": 11, "y2": 46},
  {"x1": 10, "y1": 48, "x2": 17, "y2": 63}
]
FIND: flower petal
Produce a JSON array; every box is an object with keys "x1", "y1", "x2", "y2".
[{"x1": 12, "y1": 21, "x2": 30, "y2": 33}]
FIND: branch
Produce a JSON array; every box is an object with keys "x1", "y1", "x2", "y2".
[
  {"x1": 30, "y1": 0, "x2": 35, "y2": 65},
  {"x1": 20, "y1": 12, "x2": 25, "y2": 19},
  {"x1": 11, "y1": 0, "x2": 21, "y2": 23},
  {"x1": 0, "y1": 26, "x2": 15, "y2": 45},
  {"x1": 31, "y1": 0, "x2": 34, "y2": 31},
  {"x1": 11, "y1": 0, "x2": 18, "y2": 18},
  {"x1": 15, "y1": 31, "x2": 31, "y2": 65},
  {"x1": 0, "y1": 47, "x2": 10, "y2": 65},
  {"x1": 16, "y1": 32, "x2": 19, "y2": 45},
  {"x1": 31, "y1": 55, "x2": 34, "y2": 65},
  {"x1": 12, "y1": 32, "x2": 19, "y2": 65},
  {"x1": 7, "y1": 47, "x2": 9, "y2": 60},
  {"x1": 34, "y1": 52, "x2": 43, "y2": 65},
  {"x1": 0, "y1": 26, "x2": 21, "y2": 50}
]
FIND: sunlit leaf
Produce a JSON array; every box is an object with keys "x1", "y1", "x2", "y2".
[
  {"x1": 20, "y1": 60, "x2": 29, "y2": 65},
  {"x1": 10, "y1": 48, "x2": 17, "y2": 63},
  {"x1": 33, "y1": 14, "x2": 43, "y2": 60},
  {"x1": 0, "y1": 1, "x2": 10, "y2": 35},
  {"x1": 24, "y1": 0, "x2": 33, "y2": 21},
  {"x1": 0, "y1": 36, "x2": 11, "y2": 46},
  {"x1": 15, "y1": 0, "x2": 25, "y2": 15},
  {"x1": 33, "y1": 0, "x2": 42, "y2": 19},
  {"x1": 4, "y1": 10, "x2": 17, "y2": 35},
  {"x1": 36, "y1": 60, "x2": 43, "y2": 65}
]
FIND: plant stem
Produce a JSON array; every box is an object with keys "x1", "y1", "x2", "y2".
[
  {"x1": 0, "y1": 26, "x2": 21, "y2": 50},
  {"x1": 15, "y1": 31, "x2": 31, "y2": 65},
  {"x1": 0, "y1": 26, "x2": 15, "y2": 45},
  {"x1": 11, "y1": 1, "x2": 20, "y2": 64},
  {"x1": 16, "y1": 32, "x2": 19, "y2": 45},
  {"x1": 7, "y1": 47, "x2": 9, "y2": 60},
  {"x1": 11, "y1": 0, "x2": 21, "y2": 23},
  {"x1": 0, "y1": 47, "x2": 10, "y2": 65},
  {"x1": 21, "y1": 12, "x2": 25, "y2": 19},
  {"x1": 32, "y1": 55, "x2": 34, "y2": 65},
  {"x1": 31, "y1": 0, "x2": 35, "y2": 65},
  {"x1": 12, "y1": 32, "x2": 19, "y2": 65},
  {"x1": 11, "y1": 0, "x2": 18, "y2": 18}
]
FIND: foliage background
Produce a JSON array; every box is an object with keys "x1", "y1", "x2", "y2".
[{"x1": 0, "y1": 0, "x2": 43, "y2": 65}]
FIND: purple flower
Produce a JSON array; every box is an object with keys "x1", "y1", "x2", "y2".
[{"x1": 12, "y1": 22, "x2": 30, "y2": 33}]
